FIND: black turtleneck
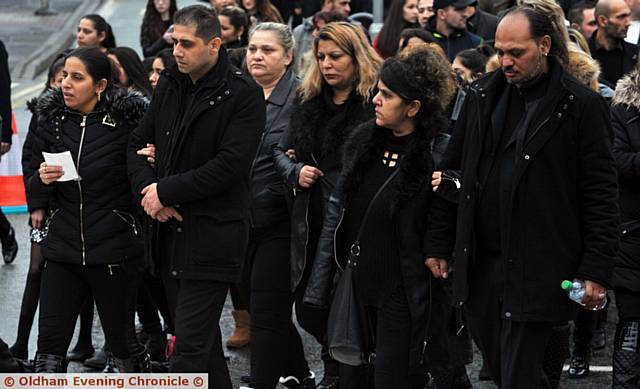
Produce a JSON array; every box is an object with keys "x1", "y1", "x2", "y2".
[
  {"x1": 476, "y1": 71, "x2": 550, "y2": 258},
  {"x1": 343, "y1": 129, "x2": 412, "y2": 307}
]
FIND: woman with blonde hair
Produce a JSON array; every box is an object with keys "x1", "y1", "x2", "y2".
[{"x1": 273, "y1": 21, "x2": 382, "y2": 388}]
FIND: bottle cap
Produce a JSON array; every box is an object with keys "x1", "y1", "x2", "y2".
[{"x1": 561, "y1": 280, "x2": 573, "y2": 290}]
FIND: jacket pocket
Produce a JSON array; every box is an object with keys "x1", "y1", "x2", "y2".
[
  {"x1": 112, "y1": 210, "x2": 139, "y2": 236},
  {"x1": 191, "y1": 213, "x2": 248, "y2": 268}
]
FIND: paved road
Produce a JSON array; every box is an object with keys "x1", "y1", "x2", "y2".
[{"x1": 1, "y1": 0, "x2": 620, "y2": 387}]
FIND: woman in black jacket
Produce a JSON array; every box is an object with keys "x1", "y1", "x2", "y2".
[
  {"x1": 610, "y1": 70, "x2": 640, "y2": 388},
  {"x1": 10, "y1": 54, "x2": 66, "y2": 363},
  {"x1": 303, "y1": 45, "x2": 456, "y2": 389},
  {"x1": 28, "y1": 47, "x2": 147, "y2": 372},
  {"x1": 241, "y1": 22, "x2": 313, "y2": 389},
  {"x1": 273, "y1": 21, "x2": 382, "y2": 387},
  {"x1": 140, "y1": 0, "x2": 177, "y2": 59}
]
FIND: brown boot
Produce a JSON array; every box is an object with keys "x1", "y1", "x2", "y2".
[{"x1": 226, "y1": 310, "x2": 250, "y2": 348}]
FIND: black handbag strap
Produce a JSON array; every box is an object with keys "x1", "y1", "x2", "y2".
[{"x1": 348, "y1": 166, "x2": 402, "y2": 266}]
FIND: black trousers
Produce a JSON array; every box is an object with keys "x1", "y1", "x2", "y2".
[
  {"x1": 339, "y1": 285, "x2": 421, "y2": 389},
  {"x1": 465, "y1": 257, "x2": 557, "y2": 389},
  {"x1": 37, "y1": 260, "x2": 129, "y2": 358},
  {"x1": 250, "y1": 221, "x2": 309, "y2": 388},
  {"x1": 169, "y1": 278, "x2": 231, "y2": 389}
]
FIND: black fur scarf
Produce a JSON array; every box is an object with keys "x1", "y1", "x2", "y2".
[
  {"x1": 289, "y1": 90, "x2": 374, "y2": 161},
  {"x1": 339, "y1": 119, "x2": 437, "y2": 214},
  {"x1": 36, "y1": 87, "x2": 149, "y2": 128}
]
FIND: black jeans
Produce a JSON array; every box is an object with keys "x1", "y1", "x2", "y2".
[
  {"x1": 169, "y1": 278, "x2": 231, "y2": 389},
  {"x1": 37, "y1": 260, "x2": 129, "y2": 358},
  {"x1": 339, "y1": 285, "x2": 416, "y2": 389},
  {"x1": 250, "y1": 221, "x2": 309, "y2": 388}
]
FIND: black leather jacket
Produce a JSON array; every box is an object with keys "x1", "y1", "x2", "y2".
[
  {"x1": 249, "y1": 68, "x2": 299, "y2": 227},
  {"x1": 273, "y1": 90, "x2": 373, "y2": 292}
]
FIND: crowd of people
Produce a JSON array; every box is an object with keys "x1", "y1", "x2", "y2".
[{"x1": 0, "y1": 0, "x2": 639, "y2": 388}]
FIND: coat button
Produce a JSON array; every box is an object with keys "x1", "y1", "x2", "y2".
[
  {"x1": 210, "y1": 101, "x2": 215, "y2": 105},
  {"x1": 225, "y1": 90, "x2": 230, "y2": 95},
  {"x1": 466, "y1": 194, "x2": 471, "y2": 200},
  {"x1": 217, "y1": 96, "x2": 222, "y2": 101},
  {"x1": 505, "y1": 312, "x2": 512, "y2": 318},
  {"x1": 524, "y1": 155, "x2": 530, "y2": 160},
  {"x1": 56, "y1": 135, "x2": 60, "y2": 139},
  {"x1": 166, "y1": 131, "x2": 170, "y2": 136},
  {"x1": 171, "y1": 270, "x2": 177, "y2": 276},
  {"x1": 463, "y1": 248, "x2": 468, "y2": 253},
  {"x1": 562, "y1": 104, "x2": 568, "y2": 110},
  {"x1": 557, "y1": 113, "x2": 562, "y2": 118},
  {"x1": 569, "y1": 95, "x2": 574, "y2": 100},
  {"x1": 176, "y1": 227, "x2": 182, "y2": 233}
]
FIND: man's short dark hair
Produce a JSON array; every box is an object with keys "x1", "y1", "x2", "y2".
[
  {"x1": 174, "y1": 5, "x2": 221, "y2": 42},
  {"x1": 568, "y1": 3, "x2": 595, "y2": 25}
]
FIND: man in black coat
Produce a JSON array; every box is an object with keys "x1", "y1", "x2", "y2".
[
  {"x1": 127, "y1": 5, "x2": 265, "y2": 388},
  {"x1": 589, "y1": 0, "x2": 638, "y2": 87},
  {"x1": 426, "y1": 7, "x2": 619, "y2": 388}
]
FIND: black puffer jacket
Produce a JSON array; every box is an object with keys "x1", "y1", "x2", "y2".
[
  {"x1": 28, "y1": 88, "x2": 147, "y2": 265},
  {"x1": 273, "y1": 89, "x2": 374, "y2": 292},
  {"x1": 611, "y1": 71, "x2": 640, "y2": 292}
]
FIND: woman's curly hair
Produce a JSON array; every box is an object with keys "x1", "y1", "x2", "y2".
[{"x1": 382, "y1": 44, "x2": 456, "y2": 136}]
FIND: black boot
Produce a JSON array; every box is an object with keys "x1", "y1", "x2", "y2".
[
  {"x1": 35, "y1": 353, "x2": 67, "y2": 373},
  {"x1": 84, "y1": 346, "x2": 108, "y2": 370},
  {"x1": 2, "y1": 226, "x2": 18, "y2": 264},
  {"x1": 145, "y1": 331, "x2": 166, "y2": 362},
  {"x1": 613, "y1": 321, "x2": 640, "y2": 389},
  {"x1": 569, "y1": 312, "x2": 596, "y2": 379}
]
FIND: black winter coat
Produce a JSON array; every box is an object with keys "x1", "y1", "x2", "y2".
[
  {"x1": 273, "y1": 90, "x2": 374, "y2": 292},
  {"x1": 28, "y1": 88, "x2": 148, "y2": 265},
  {"x1": 22, "y1": 98, "x2": 50, "y2": 213},
  {"x1": 127, "y1": 49, "x2": 265, "y2": 283},
  {"x1": 303, "y1": 120, "x2": 454, "y2": 374},
  {"x1": 611, "y1": 71, "x2": 640, "y2": 292},
  {"x1": 427, "y1": 61, "x2": 620, "y2": 322},
  {"x1": 250, "y1": 68, "x2": 299, "y2": 227}
]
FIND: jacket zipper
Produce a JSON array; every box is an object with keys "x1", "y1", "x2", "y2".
[
  {"x1": 300, "y1": 151, "x2": 322, "y2": 279},
  {"x1": 333, "y1": 207, "x2": 346, "y2": 271},
  {"x1": 77, "y1": 114, "x2": 87, "y2": 265},
  {"x1": 113, "y1": 210, "x2": 139, "y2": 236}
]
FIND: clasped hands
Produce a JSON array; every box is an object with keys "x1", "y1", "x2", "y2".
[
  {"x1": 137, "y1": 144, "x2": 181, "y2": 223},
  {"x1": 140, "y1": 183, "x2": 182, "y2": 223}
]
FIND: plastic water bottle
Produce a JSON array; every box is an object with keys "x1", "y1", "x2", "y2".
[{"x1": 561, "y1": 279, "x2": 607, "y2": 311}]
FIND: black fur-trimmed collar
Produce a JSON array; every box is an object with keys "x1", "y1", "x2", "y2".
[
  {"x1": 340, "y1": 119, "x2": 435, "y2": 214},
  {"x1": 36, "y1": 87, "x2": 149, "y2": 126},
  {"x1": 289, "y1": 91, "x2": 374, "y2": 160}
]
